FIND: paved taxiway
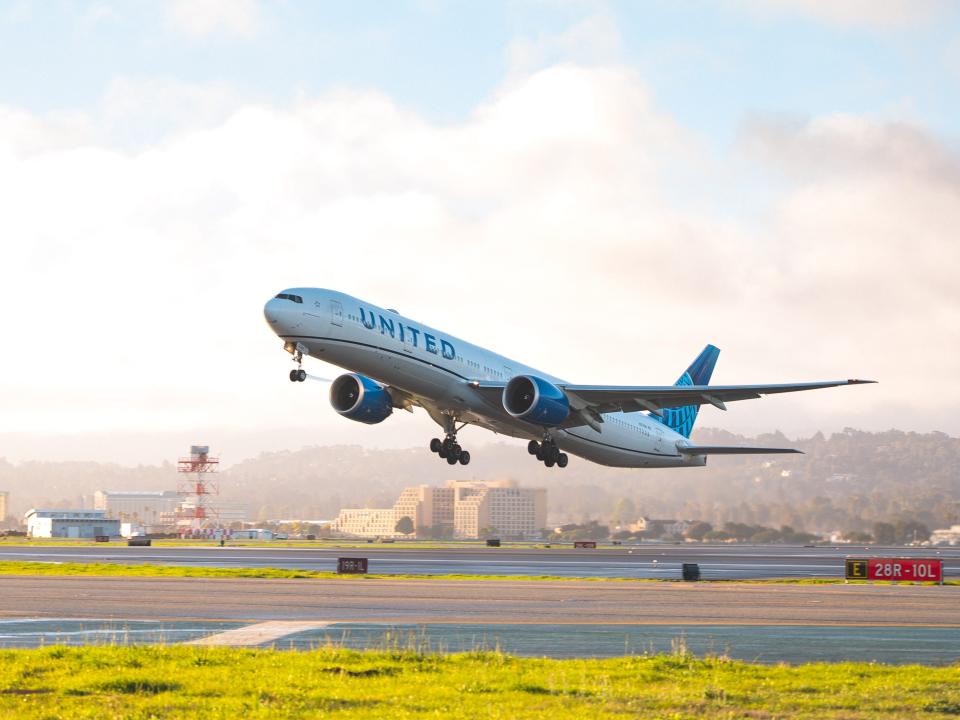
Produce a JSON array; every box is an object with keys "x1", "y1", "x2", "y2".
[
  {"x1": 2, "y1": 575, "x2": 957, "y2": 664},
  {"x1": 1, "y1": 575, "x2": 957, "y2": 625},
  {"x1": 1, "y1": 617, "x2": 957, "y2": 664},
  {"x1": 2, "y1": 544, "x2": 957, "y2": 579}
]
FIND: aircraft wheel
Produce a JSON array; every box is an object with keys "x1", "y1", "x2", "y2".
[
  {"x1": 534, "y1": 448, "x2": 543, "y2": 461},
  {"x1": 289, "y1": 369, "x2": 299, "y2": 382},
  {"x1": 297, "y1": 369, "x2": 307, "y2": 382},
  {"x1": 459, "y1": 451, "x2": 471, "y2": 465},
  {"x1": 446, "y1": 455, "x2": 458, "y2": 465},
  {"x1": 430, "y1": 438, "x2": 442, "y2": 453},
  {"x1": 527, "y1": 440, "x2": 540, "y2": 455},
  {"x1": 544, "y1": 456, "x2": 555, "y2": 468},
  {"x1": 557, "y1": 453, "x2": 568, "y2": 468}
]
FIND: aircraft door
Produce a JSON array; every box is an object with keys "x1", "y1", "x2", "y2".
[{"x1": 330, "y1": 300, "x2": 343, "y2": 327}]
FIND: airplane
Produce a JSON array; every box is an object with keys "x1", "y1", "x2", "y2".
[{"x1": 263, "y1": 288, "x2": 874, "y2": 469}]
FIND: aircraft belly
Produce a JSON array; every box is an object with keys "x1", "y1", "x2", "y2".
[{"x1": 556, "y1": 427, "x2": 686, "y2": 469}]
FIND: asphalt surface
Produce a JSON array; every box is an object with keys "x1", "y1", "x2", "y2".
[
  {"x1": 1, "y1": 575, "x2": 957, "y2": 625},
  {"x1": 0, "y1": 616, "x2": 957, "y2": 664},
  {"x1": 2, "y1": 544, "x2": 958, "y2": 579},
  {"x1": 2, "y1": 573, "x2": 958, "y2": 663},
  {"x1": 277, "y1": 623, "x2": 960, "y2": 665}
]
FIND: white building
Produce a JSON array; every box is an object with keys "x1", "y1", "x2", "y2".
[
  {"x1": 25, "y1": 509, "x2": 120, "y2": 539},
  {"x1": 930, "y1": 525, "x2": 960, "y2": 546},
  {"x1": 332, "y1": 508, "x2": 400, "y2": 538},
  {"x1": 94, "y1": 490, "x2": 180, "y2": 524},
  {"x1": 332, "y1": 480, "x2": 547, "y2": 540},
  {"x1": 450, "y1": 480, "x2": 546, "y2": 539}
]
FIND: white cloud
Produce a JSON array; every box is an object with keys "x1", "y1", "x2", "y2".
[
  {"x1": 165, "y1": 0, "x2": 262, "y2": 39},
  {"x1": 0, "y1": 63, "x2": 956, "y2": 451}
]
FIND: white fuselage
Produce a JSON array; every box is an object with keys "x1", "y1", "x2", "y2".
[{"x1": 264, "y1": 288, "x2": 704, "y2": 468}]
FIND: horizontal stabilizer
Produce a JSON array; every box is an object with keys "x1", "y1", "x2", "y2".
[{"x1": 677, "y1": 445, "x2": 802, "y2": 455}]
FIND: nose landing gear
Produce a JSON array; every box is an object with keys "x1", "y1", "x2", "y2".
[
  {"x1": 288, "y1": 347, "x2": 306, "y2": 382},
  {"x1": 528, "y1": 439, "x2": 568, "y2": 468}
]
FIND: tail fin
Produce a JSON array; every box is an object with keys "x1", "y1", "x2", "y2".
[{"x1": 652, "y1": 344, "x2": 720, "y2": 438}]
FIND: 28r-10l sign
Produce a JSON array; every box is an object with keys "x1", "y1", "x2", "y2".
[{"x1": 845, "y1": 558, "x2": 943, "y2": 583}]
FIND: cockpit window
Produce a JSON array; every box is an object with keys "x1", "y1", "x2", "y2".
[{"x1": 275, "y1": 293, "x2": 303, "y2": 304}]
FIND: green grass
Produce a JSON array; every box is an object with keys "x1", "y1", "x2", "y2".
[
  {"x1": 0, "y1": 560, "x2": 653, "y2": 582},
  {"x1": 0, "y1": 560, "x2": 955, "y2": 585},
  {"x1": 0, "y1": 645, "x2": 957, "y2": 718}
]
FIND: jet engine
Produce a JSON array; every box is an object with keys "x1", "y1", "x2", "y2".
[
  {"x1": 502, "y1": 375, "x2": 570, "y2": 426},
  {"x1": 330, "y1": 373, "x2": 394, "y2": 424}
]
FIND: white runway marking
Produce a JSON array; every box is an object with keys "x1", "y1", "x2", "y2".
[{"x1": 186, "y1": 620, "x2": 332, "y2": 647}]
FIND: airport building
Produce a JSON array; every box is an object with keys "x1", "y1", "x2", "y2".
[
  {"x1": 94, "y1": 490, "x2": 248, "y2": 532},
  {"x1": 930, "y1": 525, "x2": 960, "y2": 545},
  {"x1": 332, "y1": 480, "x2": 546, "y2": 540},
  {"x1": 450, "y1": 480, "x2": 546, "y2": 539},
  {"x1": 332, "y1": 508, "x2": 401, "y2": 538},
  {"x1": 25, "y1": 509, "x2": 121, "y2": 539},
  {"x1": 0, "y1": 491, "x2": 7, "y2": 523},
  {"x1": 94, "y1": 490, "x2": 181, "y2": 524}
]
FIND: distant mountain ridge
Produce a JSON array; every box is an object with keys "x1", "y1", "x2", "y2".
[{"x1": 1, "y1": 428, "x2": 956, "y2": 533}]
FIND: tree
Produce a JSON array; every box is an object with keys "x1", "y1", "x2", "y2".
[
  {"x1": 894, "y1": 520, "x2": 930, "y2": 545},
  {"x1": 872, "y1": 522, "x2": 895, "y2": 544},
  {"x1": 394, "y1": 516, "x2": 414, "y2": 536},
  {"x1": 684, "y1": 522, "x2": 712, "y2": 541},
  {"x1": 611, "y1": 498, "x2": 636, "y2": 525},
  {"x1": 703, "y1": 530, "x2": 732, "y2": 542}
]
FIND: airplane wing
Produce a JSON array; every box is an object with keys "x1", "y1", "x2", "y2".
[
  {"x1": 676, "y1": 445, "x2": 801, "y2": 455},
  {"x1": 468, "y1": 378, "x2": 874, "y2": 429},
  {"x1": 557, "y1": 379, "x2": 874, "y2": 416}
]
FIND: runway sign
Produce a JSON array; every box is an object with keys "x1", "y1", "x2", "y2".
[
  {"x1": 681, "y1": 563, "x2": 701, "y2": 582},
  {"x1": 846, "y1": 558, "x2": 942, "y2": 582},
  {"x1": 337, "y1": 557, "x2": 369, "y2": 574},
  {"x1": 574, "y1": 541, "x2": 597, "y2": 549}
]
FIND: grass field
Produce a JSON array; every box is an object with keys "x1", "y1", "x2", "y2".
[
  {"x1": 0, "y1": 560, "x2": 651, "y2": 582},
  {"x1": 0, "y1": 560, "x2": 954, "y2": 586},
  {"x1": 0, "y1": 645, "x2": 958, "y2": 719}
]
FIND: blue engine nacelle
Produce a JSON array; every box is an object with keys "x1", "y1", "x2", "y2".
[
  {"x1": 502, "y1": 375, "x2": 570, "y2": 426},
  {"x1": 330, "y1": 373, "x2": 393, "y2": 424}
]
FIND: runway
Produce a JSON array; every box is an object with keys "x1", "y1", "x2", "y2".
[
  {"x1": 0, "y1": 576, "x2": 958, "y2": 664},
  {"x1": 1, "y1": 543, "x2": 957, "y2": 579},
  {"x1": 1, "y1": 575, "x2": 957, "y2": 625}
]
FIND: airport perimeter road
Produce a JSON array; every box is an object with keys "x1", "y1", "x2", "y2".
[
  {"x1": 0, "y1": 575, "x2": 958, "y2": 626},
  {"x1": 1, "y1": 544, "x2": 958, "y2": 579}
]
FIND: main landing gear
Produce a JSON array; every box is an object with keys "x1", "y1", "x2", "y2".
[
  {"x1": 430, "y1": 436, "x2": 470, "y2": 465},
  {"x1": 288, "y1": 348, "x2": 306, "y2": 382},
  {"x1": 528, "y1": 439, "x2": 568, "y2": 469},
  {"x1": 430, "y1": 415, "x2": 470, "y2": 465}
]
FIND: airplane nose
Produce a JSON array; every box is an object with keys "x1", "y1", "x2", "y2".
[{"x1": 264, "y1": 298, "x2": 281, "y2": 325}]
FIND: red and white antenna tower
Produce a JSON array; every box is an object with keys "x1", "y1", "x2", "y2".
[{"x1": 176, "y1": 445, "x2": 220, "y2": 535}]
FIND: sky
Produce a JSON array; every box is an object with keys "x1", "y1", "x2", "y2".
[{"x1": 1, "y1": 0, "x2": 959, "y2": 463}]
